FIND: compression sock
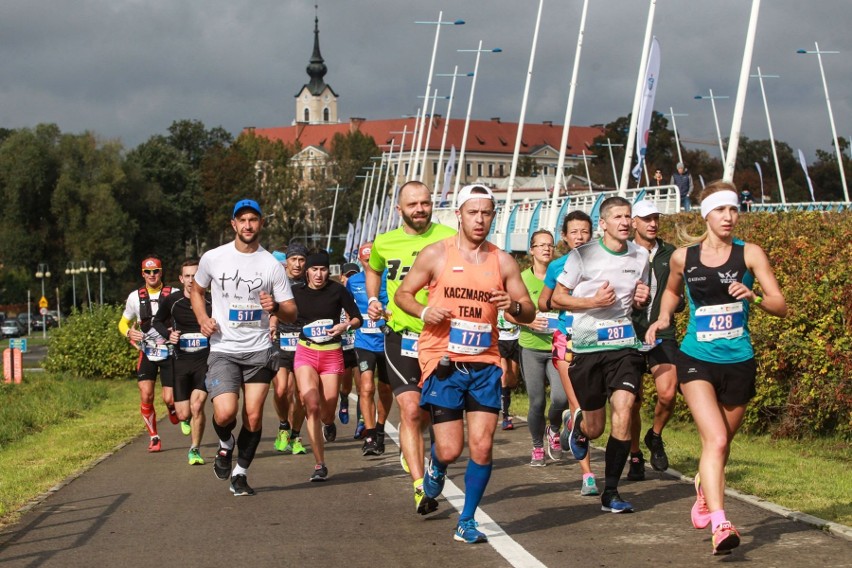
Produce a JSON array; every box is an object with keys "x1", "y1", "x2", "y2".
[
  {"x1": 460, "y1": 460, "x2": 492, "y2": 521},
  {"x1": 167, "y1": 404, "x2": 179, "y2": 425},
  {"x1": 501, "y1": 386, "x2": 512, "y2": 419},
  {"x1": 236, "y1": 426, "x2": 263, "y2": 468},
  {"x1": 140, "y1": 403, "x2": 158, "y2": 437},
  {"x1": 710, "y1": 510, "x2": 728, "y2": 533},
  {"x1": 213, "y1": 418, "x2": 236, "y2": 447},
  {"x1": 292, "y1": 429, "x2": 301, "y2": 438},
  {"x1": 604, "y1": 436, "x2": 632, "y2": 491},
  {"x1": 376, "y1": 422, "x2": 385, "y2": 435},
  {"x1": 279, "y1": 421, "x2": 291, "y2": 431}
]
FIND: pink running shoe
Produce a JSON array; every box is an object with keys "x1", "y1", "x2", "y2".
[
  {"x1": 691, "y1": 473, "x2": 711, "y2": 529},
  {"x1": 712, "y1": 521, "x2": 740, "y2": 555},
  {"x1": 530, "y1": 447, "x2": 546, "y2": 467},
  {"x1": 546, "y1": 426, "x2": 563, "y2": 460}
]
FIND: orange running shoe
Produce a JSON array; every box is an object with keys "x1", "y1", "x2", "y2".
[
  {"x1": 712, "y1": 521, "x2": 740, "y2": 555},
  {"x1": 148, "y1": 436, "x2": 162, "y2": 452},
  {"x1": 691, "y1": 473, "x2": 711, "y2": 529}
]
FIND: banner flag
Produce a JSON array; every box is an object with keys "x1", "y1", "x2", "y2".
[
  {"x1": 632, "y1": 37, "x2": 661, "y2": 181},
  {"x1": 754, "y1": 162, "x2": 765, "y2": 203},
  {"x1": 440, "y1": 145, "x2": 456, "y2": 205},
  {"x1": 797, "y1": 148, "x2": 816, "y2": 202}
]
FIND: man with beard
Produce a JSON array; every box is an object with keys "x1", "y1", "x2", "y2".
[
  {"x1": 364, "y1": 181, "x2": 456, "y2": 515},
  {"x1": 191, "y1": 199, "x2": 297, "y2": 496}
]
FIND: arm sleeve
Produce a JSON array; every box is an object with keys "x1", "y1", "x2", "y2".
[
  {"x1": 118, "y1": 316, "x2": 132, "y2": 337},
  {"x1": 151, "y1": 295, "x2": 173, "y2": 339}
]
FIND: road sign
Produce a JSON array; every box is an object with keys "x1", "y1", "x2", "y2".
[
  {"x1": 40, "y1": 307, "x2": 49, "y2": 316},
  {"x1": 39, "y1": 296, "x2": 48, "y2": 309},
  {"x1": 8, "y1": 338, "x2": 27, "y2": 353}
]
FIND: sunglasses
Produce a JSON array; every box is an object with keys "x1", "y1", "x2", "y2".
[{"x1": 142, "y1": 269, "x2": 161, "y2": 275}]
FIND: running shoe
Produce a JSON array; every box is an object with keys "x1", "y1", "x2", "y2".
[
  {"x1": 399, "y1": 448, "x2": 410, "y2": 474},
  {"x1": 362, "y1": 438, "x2": 380, "y2": 456},
  {"x1": 291, "y1": 437, "x2": 307, "y2": 455},
  {"x1": 567, "y1": 409, "x2": 588, "y2": 460},
  {"x1": 148, "y1": 436, "x2": 161, "y2": 453},
  {"x1": 414, "y1": 487, "x2": 439, "y2": 516},
  {"x1": 230, "y1": 474, "x2": 255, "y2": 496},
  {"x1": 501, "y1": 417, "x2": 514, "y2": 431},
  {"x1": 423, "y1": 460, "x2": 446, "y2": 498},
  {"x1": 338, "y1": 400, "x2": 349, "y2": 425},
  {"x1": 530, "y1": 447, "x2": 546, "y2": 467},
  {"x1": 454, "y1": 519, "x2": 488, "y2": 544},
  {"x1": 558, "y1": 408, "x2": 573, "y2": 452},
  {"x1": 354, "y1": 420, "x2": 366, "y2": 439},
  {"x1": 310, "y1": 463, "x2": 328, "y2": 482},
  {"x1": 180, "y1": 420, "x2": 191, "y2": 436},
  {"x1": 188, "y1": 447, "x2": 205, "y2": 465},
  {"x1": 168, "y1": 409, "x2": 180, "y2": 425},
  {"x1": 644, "y1": 428, "x2": 669, "y2": 471},
  {"x1": 213, "y1": 444, "x2": 233, "y2": 480},
  {"x1": 691, "y1": 473, "x2": 711, "y2": 529},
  {"x1": 546, "y1": 426, "x2": 563, "y2": 460},
  {"x1": 580, "y1": 475, "x2": 599, "y2": 496},
  {"x1": 376, "y1": 431, "x2": 385, "y2": 455},
  {"x1": 322, "y1": 422, "x2": 337, "y2": 442},
  {"x1": 601, "y1": 490, "x2": 634, "y2": 513},
  {"x1": 627, "y1": 453, "x2": 646, "y2": 481},
  {"x1": 712, "y1": 521, "x2": 740, "y2": 555},
  {"x1": 274, "y1": 428, "x2": 291, "y2": 452}
]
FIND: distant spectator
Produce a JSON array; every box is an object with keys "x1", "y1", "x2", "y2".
[
  {"x1": 670, "y1": 162, "x2": 695, "y2": 212},
  {"x1": 653, "y1": 169, "x2": 664, "y2": 186},
  {"x1": 740, "y1": 189, "x2": 753, "y2": 212}
]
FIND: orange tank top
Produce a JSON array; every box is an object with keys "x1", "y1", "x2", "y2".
[{"x1": 418, "y1": 237, "x2": 503, "y2": 382}]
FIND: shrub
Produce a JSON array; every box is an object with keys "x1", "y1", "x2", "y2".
[{"x1": 43, "y1": 304, "x2": 138, "y2": 380}]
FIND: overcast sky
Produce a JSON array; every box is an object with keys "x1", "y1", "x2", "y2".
[{"x1": 1, "y1": 1, "x2": 849, "y2": 164}]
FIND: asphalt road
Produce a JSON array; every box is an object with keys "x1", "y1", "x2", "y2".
[{"x1": 1, "y1": 396, "x2": 850, "y2": 567}]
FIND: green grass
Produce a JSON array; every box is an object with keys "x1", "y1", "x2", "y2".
[
  {"x1": 509, "y1": 393, "x2": 852, "y2": 527},
  {"x1": 0, "y1": 375, "x2": 143, "y2": 527}
]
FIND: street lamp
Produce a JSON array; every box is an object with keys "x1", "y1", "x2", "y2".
[
  {"x1": 750, "y1": 68, "x2": 786, "y2": 205},
  {"x1": 35, "y1": 263, "x2": 51, "y2": 339},
  {"x1": 325, "y1": 185, "x2": 346, "y2": 252},
  {"x1": 596, "y1": 138, "x2": 624, "y2": 189},
  {"x1": 65, "y1": 261, "x2": 77, "y2": 309},
  {"x1": 797, "y1": 44, "x2": 849, "y2": 202},
  {"x1": 97, "y1": 261, "x2": 107, "y2": 305},
  {"x1": 433, "y1": 68, "x2": 474, "y2": 203},
  {"x1": 452, "y1": 42, "x2": 502, "y2": 208},
  {"x1": 666, "y1": 107, "x2": 689, "y2": 166},
  {"x1": 695, "y1": 90, "x2": 729, "y2": 163}
]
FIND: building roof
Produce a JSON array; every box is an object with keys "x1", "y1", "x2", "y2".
[{"x1": 251, "y1": 117, "x2": 603, "y2": 158}]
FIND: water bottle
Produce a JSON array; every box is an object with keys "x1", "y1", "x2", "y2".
[{"x1": 436, "y1": 355, "x2": 452, "y2": 380}]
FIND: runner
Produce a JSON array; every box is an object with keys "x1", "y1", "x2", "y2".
[
  {"x1": 513, "y1": 229, "x2": 568, "y2": 467},
  {"x1": 540, "y1": 211, "x2": 599, "y2": 495},
  {"x1": 346, "y1": 243, "x2": 394, "y2": 456},
  {"x1": 364, "y1": 180, "x2": 456, "y2": 515},
  {"x1": 396, "y1": 184, "x2": 534, "y2": 544},
  {"x1": 645, "y1": 181, "x2": 786, "y2": 555},
  {"x1": 118, "y1": 256, "x2": 180, "y2": 452},
  {"x1": 552, "y1": 197, "x2": 651, "y2": 513},
  {"x1": 270, "y1": 244, "x2": 309, "y2": 456},
  {"x1": 152, "y1": 259, "x2": 210, "y2": 465},
  {"x1": 496, "y1": 309, "x2": 520, "y2": 431},
  {"x1": 627, "y1": 200, "x2": 682, "y2": 480},
  {"x1": 191, "y1": 199, "x2": 296, "y2": 496},
  {"x1": 291, "y1": 250, "x2": 361, "y2": 481}
]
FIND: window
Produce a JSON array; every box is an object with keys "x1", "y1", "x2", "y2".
[
  {"x1": 323, "y1": 108, "x2": 329, "y2": 122},
  {"x1": 466, "y1": 163, "x2": 471, "y2": 177},
  {"x1": 488, "y1": 164, "x2": 494, "y2": 176},
  {"x1": 477, "y1": 163, "x2": 483, "y2": 176},
  {"x1": 543, "y1": 166, "x2": 549, "y2": 176},
  {"x1": 433, "y1": 162, "x2": 439, "y2": 175},
  {"x1": 304, "y1": 108, "x2": 310, "y2": 122},
  {"x1": 404, "y1": 163, "x2": 410, "y2": 175},
  {"x1": 499, "y1": 164, "x2": 505, "y2": 176}
]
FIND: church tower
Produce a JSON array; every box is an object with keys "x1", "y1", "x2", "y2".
[{"x1": 295, "y1": 7, "x2": 338, "y2": 124}]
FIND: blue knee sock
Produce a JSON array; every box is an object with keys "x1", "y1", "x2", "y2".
[
  {"x1": 460, "y1": 460, "x2": 492, "y2": 521},
  {"x1": 430, "y1": 444, "x2": 448, "y2": 473}
]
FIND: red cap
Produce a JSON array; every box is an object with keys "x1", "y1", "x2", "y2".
[
  {"x1": 141, "y1": 257, "x2": 162, "y2": 270},
  {"x1": 358, "y1": 243, "x2": 373, "y2": 263}
]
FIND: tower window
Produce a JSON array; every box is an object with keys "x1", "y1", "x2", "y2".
[
  {"x1": 304, "y1": 108, "x2": 310, "y2": 122},
  {"x1": 323, "y1": 108, "x2": 330, "y2": 122}
]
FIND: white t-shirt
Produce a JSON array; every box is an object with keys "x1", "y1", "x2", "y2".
[
  {"x1": 194, "y1": 241, "x2": 293, "y2": 354},
  {"x1": 556, "y1": 239, "x2": 649, "y2": 353},
  {"x1": 122, "y1": 286, "x2": 180, "y2": 343}
]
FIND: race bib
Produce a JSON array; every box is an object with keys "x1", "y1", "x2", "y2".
[
  {"x1": 562, "y1": 312, "x2": 574, "y2": 336},
  {"x1": 279, "y1": 331, "x2": 299, "y2": 352},
  {"x1": 228, "y1": 303, "x2": 263, "y2": 328},
  {"x1": 143, "y1": 342, "x2": 170, "y2": 362},
  {"x1": 179, "y1": 332, "x2": 208, "y2": 353},
  {"x1": 360, "y1": 312, "x2": 384, "y2": 334},
  {"x1": 448, "y1": 319, "x2": 492, "y2": 355},
  {"x1": 638, "y1": 339, "x2": 662, "y2": 353},
  {"x1": 541, "y1": 311, "x2": 561, "y2": 333},
  {"x1": 695, "y1": 302, "x2": 744, "y2": 342},
  {"x1": 303, "y1": 319, "x2": 334, "y2": 343},
  {"x1": 595, "y1": 318, "x2": 637, "y2": 347},
  {"x1": 401, "y1": 331, "x2": 420, "y2": 359},
  {"x1": 342, "y1": 330, "x2": 355, "y2": 351}
]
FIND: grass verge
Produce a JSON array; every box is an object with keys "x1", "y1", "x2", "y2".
[{"x1": 509, "y1": 393, "x2": 851, "y2": 526}]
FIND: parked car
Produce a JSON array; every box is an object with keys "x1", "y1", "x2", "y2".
[
  {"x1": 16, "y1": 313, "x2": 33, "y2": 331},
  {"x1": 31, "y1": 314, "x2": 58, "y2": 331},
  {"x1": 1, "y1": 320, "x2": 26, "y2": 338}
]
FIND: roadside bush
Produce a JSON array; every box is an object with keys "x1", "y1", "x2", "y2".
[{"x1": 43, "y1": 304, "x2": 138, "y2": 380}]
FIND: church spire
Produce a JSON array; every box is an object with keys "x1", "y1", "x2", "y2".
[{"x1": 306, "y1": 4, "x2": 328, "y2": 96}]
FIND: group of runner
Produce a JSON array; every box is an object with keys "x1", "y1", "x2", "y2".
[{"x1": 119, "y1": 178, "x2": 786, "y2": 555}]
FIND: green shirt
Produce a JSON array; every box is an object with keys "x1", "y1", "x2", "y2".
[
  {"x1": 369, "y1": 222, "x2": 457, "y2": 334},
  {"x1": 519, "y1": 267, "x2": 556, "y2": 351}
]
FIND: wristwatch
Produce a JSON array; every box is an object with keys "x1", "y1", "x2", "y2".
[{"x1": 511, "y1": 300, "x2": 521, "y2": 317}]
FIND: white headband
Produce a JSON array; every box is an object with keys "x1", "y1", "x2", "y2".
[{"x1": 700, "y1": 190, "x2": 739, "y2": 219}]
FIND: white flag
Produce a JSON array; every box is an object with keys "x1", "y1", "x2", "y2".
[
  {"x1": 344, "y1": 223, "x2": 355, "y2": 260},
  {"x1": 754, "y1": 162, "x2": 764, "y2": 203},
  {"x1": 633, "y1": 37, "x2": 661, "y2": 181},
  {"x1": 440, "y1": 145, "x2": 456, "y2": 204},
  {"x1": 797, "y1": 149, "x2": 816, "y2": 202}
]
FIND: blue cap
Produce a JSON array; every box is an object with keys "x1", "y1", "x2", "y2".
[
  {"x1": 233, "y1": 199, "x2": 262, "y2": 218},
  {"x1": 271, "y1": 250, "x2": 287, "y2": 263}
]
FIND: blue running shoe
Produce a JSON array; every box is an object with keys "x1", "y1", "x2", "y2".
[
  {"x1": 601, "y1": 490, "x2": 634, "y2": 513},
  {"x1": 568, "y1": 408, "x2": 589, "y2": 460},
  {"x1": 338, "y1": 400, "x2": 349, "y2": 425},
  {"x1": 423, "y1": 460, "x2": 446, "y2": 499},
  {"x1": 454, "y1": 519, "x2": 488, "y2": 544},
  {"x1": 558, "y1": 409, "x2": 573, "y2": 453},
  {"x1": 353, "y1": 420, "x2": 366, "y2": 440}
]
